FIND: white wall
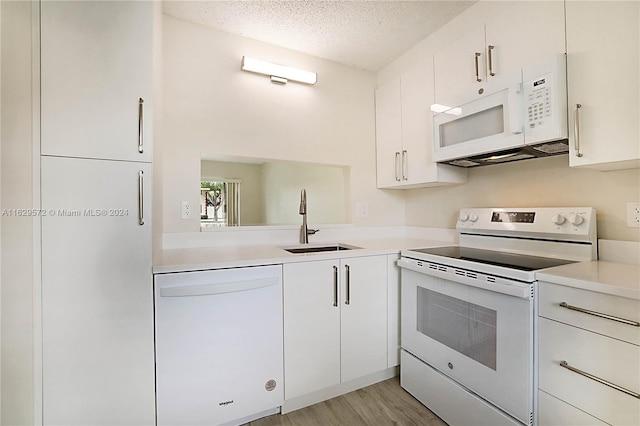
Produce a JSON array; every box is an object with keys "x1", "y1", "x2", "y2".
[
  {"x1": 161, "y1": 15, "x2": 405, "y2": 236},
  {"x1": 378, "y1": 0, "x2": 640, "y2": 242},
  {"x1": 260, "y1": 161, "x2": 347, "y2": 225},
  {"x1": 1, "y1": 1, "x2": 35, "y2": 423}
]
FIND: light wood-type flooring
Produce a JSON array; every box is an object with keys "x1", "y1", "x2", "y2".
[{"x1": 246, "y1": 376, "x2": 447, "y2": 426}]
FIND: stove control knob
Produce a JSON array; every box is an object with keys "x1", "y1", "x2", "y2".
[
  {"x1": 569, "y1": 213, "x2": 585, "y2": 226},
  {"x1": 469, "y1": 214, "x2": 479, "y2": 222},
  {"x1": 551, "y1": 214, "x2": 566, "y2": 225},
  {"x1": 459, "y1": 212, "x2": 469, "y2": 222}
]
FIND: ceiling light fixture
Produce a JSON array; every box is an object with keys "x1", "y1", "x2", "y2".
[{"x1": 241, "y1": 56, "x2": 317, "y2": 85}]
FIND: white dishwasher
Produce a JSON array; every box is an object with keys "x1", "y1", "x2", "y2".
[{"x1": 154, "y1": 265, "x2": 284, "y2": 426}]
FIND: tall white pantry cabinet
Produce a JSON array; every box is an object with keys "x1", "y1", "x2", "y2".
[{"x1": 39, "y1": 1, "x2": 155, "y2": 424}]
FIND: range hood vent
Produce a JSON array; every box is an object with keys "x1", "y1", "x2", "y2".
[{"x1": 441, "y1": 139, "x2": 569, "y2": 168}]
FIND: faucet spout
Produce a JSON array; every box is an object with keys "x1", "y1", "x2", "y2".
[
  {"x1": 299, "y1": 189, "x2": 318, "y2": 244},
  {"x1": 299, "y1": 189, "x2": 307, "y2": 215}
]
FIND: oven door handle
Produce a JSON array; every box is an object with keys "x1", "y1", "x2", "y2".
[{"x1": 397, "y1": 258, "x2": 532, "y2": 299}]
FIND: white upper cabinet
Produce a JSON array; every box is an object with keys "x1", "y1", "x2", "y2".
[
  {"x1": 566, "y1": 1, "x2": 640, "y2": 170},
  {"x1": 375, "y1": 76, "x2": 402, "y2": 188},
  {"x1": 433, "y1": 26, "x2": 486, "y2": 106},
  {"x1": 41, "y1": 0, "x2": 153, "y2": 162},
  {"x1": 434, "y1": 1, "x2": 565, "y2": 106},
  {"x1": 375, "y1": 58, "x2": 467, "y2": 189}
]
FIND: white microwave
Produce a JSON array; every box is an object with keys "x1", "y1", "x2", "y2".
[{"x1": 432, "y1": 54, "x2": 568, "y2": 167}]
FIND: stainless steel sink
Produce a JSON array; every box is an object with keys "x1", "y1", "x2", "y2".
[{"x1": 282, "y1": 244, "x2": 361, "y2": 254}]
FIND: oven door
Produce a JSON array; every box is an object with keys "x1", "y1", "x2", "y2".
[{"x1": 399, "y1": 257, "x2": 534, "y2": 424}]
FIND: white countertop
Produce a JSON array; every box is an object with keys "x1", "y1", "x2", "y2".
[
  {"x1": 537, "y1": 261, "x2": 640, "y2": 300},
  {"x1": 153, "y1": 238, "x2": 452, "y2": 274}
]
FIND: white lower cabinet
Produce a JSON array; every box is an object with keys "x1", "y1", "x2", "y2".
[
  {"x1": 41, "y1": 156, "x2": 154, "y2": 425},
  {"x1": 283, "y1": 255, "x2": 388, "y2": 400},
  {"x1": 537, "y1": 282, "x2": 640, "y2": 426},
  {"x1": 538, "y1": 390, "x2": 607, "y2": 426}
]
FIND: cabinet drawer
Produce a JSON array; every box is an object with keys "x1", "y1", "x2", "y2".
[
  {"x1": 539, "y1": 281, "x2": 640, "y2": 345},
  {"x1": 538, "y1": 317, "x2": 640, "y2": 425},
  {"x1": 538, "y1": 390, "x2": 607, "y2": 426}
]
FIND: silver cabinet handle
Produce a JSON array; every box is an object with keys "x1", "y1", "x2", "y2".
[
  {"x1": 560, "y1": 360, "x2": 640, "y2": 399},
  {"x1": 474, "y1": 52, "x2": 482, "y2": 82},
  {"x1": 138, "y1": 98, "x2": 144, "y2": 154},
  {"x1": 344, "y1": 264, "x2": 350, "y2": 305},
  {"x1": 488, "y1": 45, "x2": 495, "y2": 76},
  {"x1": 138, "y1": 170, "x2": 144, "y2": 226},
  {"x1": 559, "y1": 302, "x2": 640, "y2": 327},
  {"x1": 573, "y1": 104, "x2": 583, "y2": 158},
  {"x1": 401, "y1": 150, "x2": 408, "y2": 181},
  {"x1": 394, "y1": 152, "x2": 401, "y2": 181},
  {"x1": 332, "y1": 265, "x2": 338, "y2": 307}
]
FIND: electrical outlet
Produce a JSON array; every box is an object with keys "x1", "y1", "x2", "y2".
[
  {"x1": 627, "y1": 202, "x2": 640, "y2": 227},
  {"x1": 181, "y1": 201, "x2": 192, "y2": 219}
]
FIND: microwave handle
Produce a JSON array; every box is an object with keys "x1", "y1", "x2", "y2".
[{"x1": 508, "y1": 83, "x2": 523, "y2": 134}]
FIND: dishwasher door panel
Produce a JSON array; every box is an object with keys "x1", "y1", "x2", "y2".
[{"x1": 154, "y1": 265, "x2": 284, "y2": 426}]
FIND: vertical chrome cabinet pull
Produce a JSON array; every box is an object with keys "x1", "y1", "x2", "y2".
[
  {"x1": 332, "y1": 265, "x2": 338, "y2": 307},
  {"x1": 344, "y1": 265, "x2": 351, "y2": 305},
  {"x1": 474, "y1": 52, "x2": 482, "y2": 82},
  {"x1": 573, "y1": 104, "x2": 583, "y2": 158},
  {"x1": 559, "y1": 302, "x2": 640, "y2": 327},
  {"x1": 138, "y1": 170, "x2": 144, "y2": 226},
  {"x1": 394, "y1": 152, "x2": 401, "y2": 181},
  {"x1": 401, "y1": 150, "x2": 408, "y2": 181},
  {"x1": 560, "y1": 361, "x2": 640, "y2": 399},
  {"x1": 488, "y1": 45, "x2": 495, "y2": 76},
  {"x1": 138, "y1": 98, "x2": 144, "y2": 154}
]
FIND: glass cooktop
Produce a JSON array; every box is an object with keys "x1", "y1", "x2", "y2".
[{"x1": 410, "y1": 246, "x2": 577, "y2": 272}]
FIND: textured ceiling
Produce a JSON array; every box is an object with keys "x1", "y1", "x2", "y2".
[{"x1": 163, "y1": 1, "x2": 477, "y2": 72}]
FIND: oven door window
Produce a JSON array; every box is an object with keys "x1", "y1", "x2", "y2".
[{"x1": 417, "y1": 287, "x2": 497, "y2": 370}]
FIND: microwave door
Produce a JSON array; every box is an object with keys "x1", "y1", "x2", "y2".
[{"x1": 433, "y1": 84, "x2": 524, "y2": 163}]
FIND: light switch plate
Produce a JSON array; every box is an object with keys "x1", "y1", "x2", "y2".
[
  {"x1": 355, "y1": 203, "x2": 368, "y2": 218},
  {"x1": 626, "y1": 202, "x2": 640, "y2": 227}
]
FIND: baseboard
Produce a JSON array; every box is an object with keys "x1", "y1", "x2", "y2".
[{"x1": 281, "y1": 367, "x2": 398, "y2": 414}]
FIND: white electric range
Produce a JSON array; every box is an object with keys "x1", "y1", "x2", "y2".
[{"x1": 399, "y1": 207, "x2": 597, "y2": 426}]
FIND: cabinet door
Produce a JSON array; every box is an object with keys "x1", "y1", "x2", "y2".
[
  {"x1": 41, "y1": 156, "x2": 154, "y2": 425},
  {"x1": 340, "y1": 256, "x2": 388, "y2": 382},
  {"x1": 283, "y1": 260, "x2": 341, "y2": 399},
  {"x1": 41, "y1": 1, "x2": 153, "y2": 162},
  {"x1": 401, "y1": 59, "x2": 434, "y2": 185},
  {"x1": 375, "y1": 76, "x2": 402, "y2": 188},
  {"x1": 566, "y1": 1, "x2": 640, "y2": 170},
  {"x1": 433, "y1": 25, "x2": 486, "y2": 105},
  {"x1": 538, "y1": 390, "x2": 608, "y2": 426},
  {"x1": 484, "y1": 1, "x2": 565, "y2": 82}
]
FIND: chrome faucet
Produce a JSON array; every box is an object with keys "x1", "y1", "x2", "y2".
[{"x1": 299, "y1": 189, "x2": 319, "y2": 244}]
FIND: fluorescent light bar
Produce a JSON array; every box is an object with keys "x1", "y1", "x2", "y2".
[
  {"x1": 430, "y1": 103, "x2": 462, "y2": 116},
  {"x1": 241, "y1": 56, "x2": 317, "y2": 85}
]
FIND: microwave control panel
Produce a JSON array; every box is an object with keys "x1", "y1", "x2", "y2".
[
  {"x1": 525, "y1": 73, "x2": 553, "y2": 130},
  {"x1": 522, "y1": 53, "x2": 568, "y2": 144}
]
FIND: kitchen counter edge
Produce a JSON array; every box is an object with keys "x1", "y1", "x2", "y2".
[
  {"x1": 153, "y1": 238, "x2": 452, "y2": 274},
  {"x1": 536, "y1": 260, "x2": 640, "y2": 300}
]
